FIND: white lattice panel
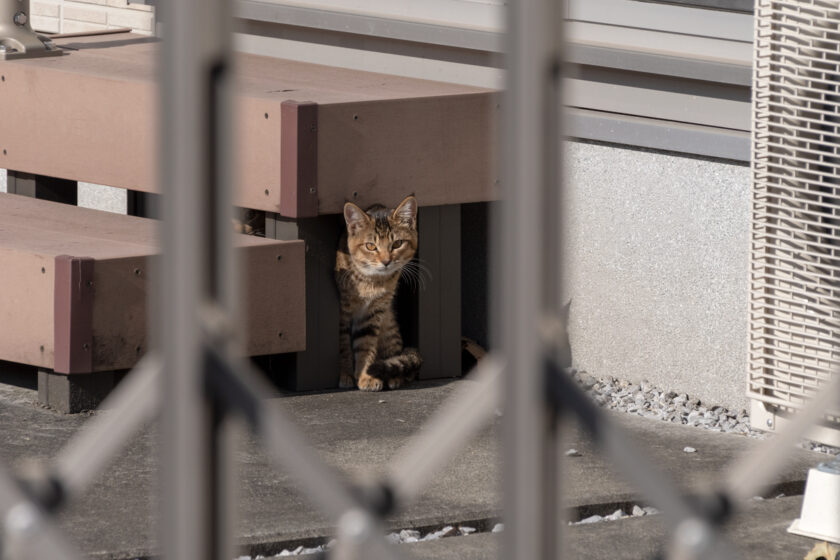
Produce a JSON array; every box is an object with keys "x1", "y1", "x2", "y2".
[{"x1": 750, "y1": 0, "x2": 840, "y2": 442}]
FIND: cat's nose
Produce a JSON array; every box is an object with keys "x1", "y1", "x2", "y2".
[{"x1": 381, "y1": 259, "x2": 391, "y2": 267}]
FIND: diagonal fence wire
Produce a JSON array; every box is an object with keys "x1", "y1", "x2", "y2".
[
  {"x1": 205, "y1": 345, "x2": 399, "y2": 560},
  {"x1": 725, "y1": 372, "x2": 840, "y2": 504},
  {"x1": 387, "y1": 355, "x2": 504, "y2": 505},
  {"x1": 53, "y1": 354, "x2": 162, "y2": 503},
  {"x1": 0, "y1": 466, "x2": 82, "y2": 560}
]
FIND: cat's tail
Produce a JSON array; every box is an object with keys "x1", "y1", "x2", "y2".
[{"x1": 368, "y1": 348, "x2": 422, "y2": 380}]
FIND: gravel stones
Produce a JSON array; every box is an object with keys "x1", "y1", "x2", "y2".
[
  {"x1": 570, "y1": 505, "x2": 659, "y2": 525},
  {"x1": 566, "y1": 369, "x2": 840, "y2": 456}
]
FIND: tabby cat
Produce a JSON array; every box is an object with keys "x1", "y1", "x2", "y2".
[{"x1": 335, "y1": 195, "x2": 422, "y2": 391}]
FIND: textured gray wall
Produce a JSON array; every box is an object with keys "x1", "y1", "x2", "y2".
[{"x1": 564, "y1": 141, "x2": 751, "y2": 410}]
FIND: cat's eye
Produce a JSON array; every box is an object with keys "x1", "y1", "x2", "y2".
[
  {"x1": 365, "y1": 242, "x2": 377, "y2": 251},
  {"x1": 392, "y1": 240, "x2": 404, "y2": 249}
]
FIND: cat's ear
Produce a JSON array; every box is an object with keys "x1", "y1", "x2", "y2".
[
  {"x1": 344, "y1": 202, "x2": 369, "y2": 235},
  {"x1": 392, "y1": 195, "x2": 417, "y2": 227}
]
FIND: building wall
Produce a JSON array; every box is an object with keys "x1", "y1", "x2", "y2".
[
  {"x1": 31, "y1": 0, "x2": 154, "y2": 35},
  {"x1": 564, "y1": 141, "x2": 751, "y2": 410}
]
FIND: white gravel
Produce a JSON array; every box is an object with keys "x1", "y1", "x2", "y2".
[
  {"x1": 570, "y1": 369, "x2": 840, "y2": 457},
  {"x1": 569, "y1": 505, "x2": 659, "y2": 526}
]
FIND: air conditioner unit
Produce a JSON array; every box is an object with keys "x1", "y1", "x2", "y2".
[{"x1": 750, "y1": 0, "x2": 840, "y2": 446}]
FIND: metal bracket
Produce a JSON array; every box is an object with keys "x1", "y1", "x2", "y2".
[{"x1": 0, "y1": 0, "x2": 62, "y2": 60}]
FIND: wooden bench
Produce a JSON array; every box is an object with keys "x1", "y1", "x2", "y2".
[
  {"x1": 0, "y1": 193, "x2": 305, "y2": 412},
  {"x1": 0, "y1": 31, "x2": 498, "y2": 391}
]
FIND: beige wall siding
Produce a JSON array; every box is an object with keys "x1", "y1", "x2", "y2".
[{"x1": 31, "y1": 0, "x2": 155, "y2": 35}]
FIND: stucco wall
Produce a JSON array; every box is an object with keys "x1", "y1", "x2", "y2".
[{"x1": 564, "y1": 140, "x2": 751, "y2": 410}]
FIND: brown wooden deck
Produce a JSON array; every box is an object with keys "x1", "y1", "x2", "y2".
[
  {"x1": 0, "y1": 193, "x2": 305, "y2": 376},
  {"x1": 0, "y1": 32, "x2": 498, "y2": 217}
]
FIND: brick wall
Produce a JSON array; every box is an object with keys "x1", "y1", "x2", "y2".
[{"x1": 31, "y1": 0, "x2": 155, "y2": 36}]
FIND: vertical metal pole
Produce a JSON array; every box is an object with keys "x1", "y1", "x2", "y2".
[
  {"x1": 499, "y1": 0, "x2": 565, "y2": 559},
  {"x1": 158, "y1": 0, "x2": 236, "y2": 558}
]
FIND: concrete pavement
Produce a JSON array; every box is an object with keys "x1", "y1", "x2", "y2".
[{"x1": 0, "y1": 373, "x2": 829, "y2": 559}]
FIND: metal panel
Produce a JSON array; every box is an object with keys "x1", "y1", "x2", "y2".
[
  {"x1": 750, "y1": 0, "x2": 840, "y2": 444},
  {"x1": 567, "y1": 107, "x2": 750, "y2": 161},
  {"x1": 235, "y1": 0, "x2": 502, "y2": 53},
  {"x1": 569, "y1": 0, "x2": 754, "y2": 42},
  {"x1": 417, "y1": 205, "x2": 462, "y2": 380}
]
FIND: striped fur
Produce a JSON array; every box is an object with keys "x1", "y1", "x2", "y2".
[{"x1": 335, "y1": 195, "x2": 422, "y2": 391}]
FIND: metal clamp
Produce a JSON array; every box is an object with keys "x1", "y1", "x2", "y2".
[{"x1": 0, "y1": 0, "x2": 62, "y2": 60}]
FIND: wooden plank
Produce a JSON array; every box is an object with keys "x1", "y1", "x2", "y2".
[
  {"x1": 0, "y1": 33, "x2": 497, "y2": 216},
  {"x1": 54, "y1": 255, "x2": 95, "y2": 374},
  {"x1": 89, "y1": 255, "x2": 148, "y2": 372},
  {"x1": 240, "y1": 240, "x2": 307, "y2": 358},
  {"x1": 0, "y1": 195, "x2": 307, "y2": 371},
  {"x1": 0, "y1": 248, "x2": 53, "y2": 369},
  {"x1": 266, "y1": 213, "x2": 341, "y2": 391},
  {"x1": 316, "y1": 94, "x2": 499, "y2": 214}
]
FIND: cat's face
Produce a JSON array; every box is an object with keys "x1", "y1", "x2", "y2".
[{"x1": 344, "y1": 195, "x2": 418, "y2": 277}]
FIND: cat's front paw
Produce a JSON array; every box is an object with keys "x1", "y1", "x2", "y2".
[
  {"x1": 357, "y1": 373, "x2": 384, "y2": 392},
  {"x1": 387, "y1": 377, "x2": 404, "y2": 390},
  {"x1": 339, "y1": 374, "x2": 356, "y2": 389}
]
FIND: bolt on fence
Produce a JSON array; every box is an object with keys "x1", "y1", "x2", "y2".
[{"x1": 1, "y1": 1, "x2": 839, "y2": 560}]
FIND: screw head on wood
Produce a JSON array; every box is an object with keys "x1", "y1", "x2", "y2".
[{"x1": 766, "y1": 418, "x2": 773, "y2": 427}]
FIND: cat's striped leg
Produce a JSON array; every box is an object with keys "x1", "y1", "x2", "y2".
[
  {"x1": 375, "y1": 312, "x2": 411, "y2": 389},
  {"x1": 352, "y1": 321, "x2": 383, "y2": 391}
]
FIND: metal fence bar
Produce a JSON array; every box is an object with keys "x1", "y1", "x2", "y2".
[
  {"x1": 205, "y1": 349, "x2": 360, "y2": 519},
  {"x1": 0, "y1": 468, "x2": 81, "y2": 560},
  {"x1": 500, "y1": 0, "x2": 565, "y2": 558},
  {"x1": 726, "y1": 372, "x2": 840, "y2": 503},
  {"x1": 388, "y1": 356, "x2": 504, "y2": 505},
  {"x1": 53, "y1": 354, "x2": 161, "y2": 501},
  {"x1": 158, "y1": 0, "x2": 235, "y2": 557},
  {"x1": 546, "y1": 360, "x2": 697, "y2": 526}
]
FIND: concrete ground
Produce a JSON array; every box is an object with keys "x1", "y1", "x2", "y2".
[{"x1": 0, "y1": 374, "x2": 829, "y2": 559}]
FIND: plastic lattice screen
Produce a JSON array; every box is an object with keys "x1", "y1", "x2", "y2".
[{"x1": 750, "y1": 0, "x2": 840, "y2": 436}]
